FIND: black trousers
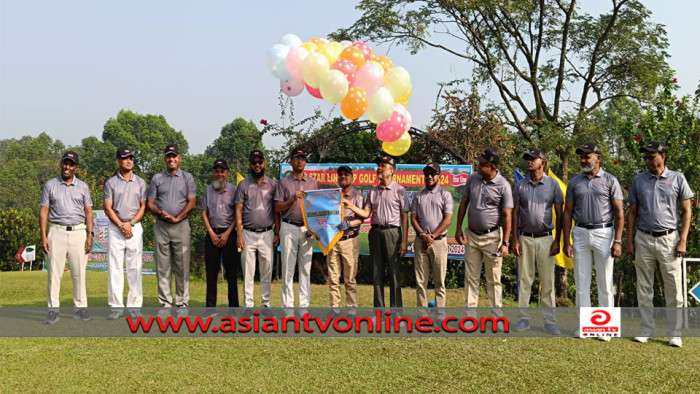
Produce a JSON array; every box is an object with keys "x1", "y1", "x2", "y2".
[
  {"x1": 369, "y1": 227, "x2": 403, "y2": 308},
  {"x1": 204, "y1": 229, "x2": 240, "y2": 307}
]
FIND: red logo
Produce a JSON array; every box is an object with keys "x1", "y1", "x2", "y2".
[
  {"x1": 317, "y1": 217, "x2": 328, "y2": 225},
  {"x1": 590, "y1": 309, "x2": 611, "y2": 325},
  {"x1": 452, "y1": 174, "x2": 470, "y2": 186}
]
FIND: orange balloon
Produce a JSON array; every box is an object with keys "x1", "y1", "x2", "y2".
[
  {"x1": 341, "y1": 87, "x2": 369, "y2": 120},
  {"x1": 309, "y1": 37, "x2": 327, "y2": 46},
  {"x1": 375, "y1": 56, "x2": 394, "y2": 75},
  {"x1": 339, "y1": 46, "x2": 366, "y2": 70}
]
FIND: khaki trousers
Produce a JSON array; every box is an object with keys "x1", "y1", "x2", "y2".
[
  {"x1": 517, "y1": 235, "x2": 556, "y2": 324},
  {"x1": 153, "y1": 219, "x2": 191, "y2": 307},
  {"x1": 635, "y1": 230, "x2": 683, "y2": 337},
  {"x1": 47, "y1": 225, "x2": 89, "y2": 309},
  {"x1": 326, "y1": 236, "x2": 360, "y2": 307},
  {"x1": 414, "y1": 236, "x2": 448, "y2": 308},
  {"x1": 464, "y1": 228, "x2": 503, "y2": 309}
]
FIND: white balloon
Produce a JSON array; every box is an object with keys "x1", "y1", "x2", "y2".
[
  {"x1": 281, "y1": 78, "x2": 305, "y2": 97},
  {"x1": 267, "y1": 44, "x2": 290, "y2": 80},
  {"x1": 367, "y1": 87, "x2": 395, "y2": 123},
  {"x1": 280, "y1": 33, "x2": 303, "y2": 48}
]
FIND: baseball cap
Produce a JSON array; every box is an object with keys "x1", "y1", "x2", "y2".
[
  {"x1": 164, "y1": 143, "x2": 180, "y2": 156},
  {"x1": 213, "y1": 159, "x2": 229, "y2": 170},
  {"x1": 639, "y1": 141, "x2": 668, "y2": 154},
  {"x1": 423, "y1": 162, "x2": 441, "y2": 174},
  {"x1": 116, "y1": 147, "x2": 135, "y2": 159},
  {"x1": 337, "y1": 165, "x2": 353, "y2": 175},
  {"x1": 522, "y1": 148, "x2": 546, "y2": 161},
  {"x1": 575, "y1": 142, "x2": 602, "y2": 155},
  {"x1": 375, "y1": 155, "x2": 396, "y2": 168},
  {"x1": 61, "y1": 151, "x2": 79, "y2": 165},
  {"x1": 475, "y1": 148, "x2": 500, "y2": 166},
  {"x1": 249, "y1": 150, "x2": 265, "y2": 161},
  {"x1": 291, "y1": 147, "x2": 307, "y2": 159}
]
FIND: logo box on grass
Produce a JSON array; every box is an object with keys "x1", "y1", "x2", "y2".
[{"x1": 579, "y1": 307, "x2": 621, "y2": 338}]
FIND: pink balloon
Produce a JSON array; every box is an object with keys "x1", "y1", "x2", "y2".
[
  {"x1": 354, "y1": 63, "x2": 384, "y2": 97},
  {"x1": 281, "y1": 78, "x2": 304, "y2": 97},
  {"x1": 305, "y1": 83, "x2": 323, "y2": 99},
  {"x1": 376, "y1": 110, "x2": 407, "y2": 142},
  {"x1": 286, "y1": 47, "x2": 309, "y2": 82},
  {"x1": 331, "y1": 59, "x2": 357, "y2": 86},
  {"x1": 352, "y1": 41, "x2": 374, "y2": 61},
  {"x1": 394, "y1": 103, "x2": 413, "y2": 132}
]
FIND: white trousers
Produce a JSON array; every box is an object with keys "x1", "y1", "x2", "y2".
[
  {"x1": 107, "y1": 222, "x2": 143, "y2": 308},
  {"x1": 572, "y1": 226, "x2": 615, "y2": 308},
  {"x1": 241, "y1": 229, "x2": 274, "y2": 307},
  {"x1": 47, "y1": 225, "x2": 88, "y2": 309},
  {"x1": 280, "y1": 222, "x2": 313, "y2": 308}
]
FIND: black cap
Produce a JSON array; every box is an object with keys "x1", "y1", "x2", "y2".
[
  {"x1": 575, "y1": 142, "x2": 602, "y2": 155},
  {"x1": 61, "y1": 151, "x2": 79, "y2": 165},
  {"x1": 375, "y1": 155, "x2": 396, "y2": 168},
  {"x1": 522, "y1": 148, "x2": 546, "y2": 161},
  {"x1": 423, "y1": 162, "x2": 441, "y2": 174},
  {"x1": 639, "y1": 141, "x2": 668, "y2": 154},
  {"x1": 291, "y1": 147, "x2": 307, "y2": 159},
  {"x1": 475, "y1": 148, "x2": 500, "y2": 166},
  {"x1": 213, "y1": 159, "x2": 229, "y2": 170},
  {"x1": 337, "y1": 165, "x2": 353, "y2": 175},
  {"x1": 249, "y1": 150, "x2": 265, "y2": 161},
  {"x1": 164, "y1": 143, "x2": 180, "y2": 156},
  {"x1": 116, "y1": 147, "x2": 135, "y2": 159}
]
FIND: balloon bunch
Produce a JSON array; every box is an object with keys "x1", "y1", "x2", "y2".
[{"x1": 267, "y1": 34, "x2": 413, "y2": 156}]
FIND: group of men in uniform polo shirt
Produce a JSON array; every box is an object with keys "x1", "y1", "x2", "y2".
[{"x1": 40, "y1": 142, "x2": 693, "y2": 347}]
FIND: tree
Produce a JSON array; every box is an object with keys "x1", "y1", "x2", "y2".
[
  {"x1": 332, "y1": 0, "x2": 670, "y2": 178},
  {"x1": 204, "y1": 118, "x2": 264, "y2": 173},
  {"x1": 0, "y1": 208, "x2": 39, "y2": 271}
]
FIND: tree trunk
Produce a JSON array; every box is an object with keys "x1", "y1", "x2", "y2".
[{"x1": 556, "y1": 150, "x2": 571, "y2": 303}]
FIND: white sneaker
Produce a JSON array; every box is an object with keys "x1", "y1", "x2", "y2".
[
  {"x1": 598, "y1": 336, "x2": 611, "y2": 342},
  {"x1": 669, "y1": 337, "x2": 683, "y2": 348},
  {"x1": 633, "y1": 336, "x2": 650, "y2": 343}
]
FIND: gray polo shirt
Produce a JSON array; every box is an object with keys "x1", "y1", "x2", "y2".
[
  {"x1": 147, "y1": 169, "x2": 197, "y2": 216},
  {"x1": 342, "y1": 186, "x2": 365, "y2": 237},
  {"x1": 513, "y1": 174, "x2": 564, "y2": 233},
  {"x1": 103, "y1": 172, "x2": 147, "y2": 222},
  {"x1": 274, "y1": 172, "x2": 319, "y2": 223},
  {"x1": 235, "y1": 175, "x2": 278, "y2": 229},
  {"x1": 627, "y1": 168, "x2": 694, "y2": 232},
  {"x1": 363, "y1": 180, "x2": 410, "y2": 227},
  {"x1": 40, "y1": 175, "x2": 93, "y2": 225},
  {"x1": 461, "y1": 171, "x2": 514, "y2": 232},
  {"x1": 202, "y1": 182, "x2": 237, "y2": 229},
  {"x1": 411, "y1": 186, "x2": 454, "y2": 236},
  {"x1": 566, "y1": 168, "x2": 623, "y2": 224}
]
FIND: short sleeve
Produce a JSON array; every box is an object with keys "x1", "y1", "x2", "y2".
[
  {"x1": 512, "y1": 181, "x2": 521, "y2": 207},
  {"x1": 140, "y1": 178, "x2": 147, "y2": 201},
  {"x1": 83, "y1": 186, "x2": 93, "y2": 207},
  {"x1": 553, "y1": 180, "x2": 564, "y2": 205},
  {"x1": 399, "y1": 187, "x2": 410, "y2": 213},
  {"x1": 40, "y1": 182, "x2": 50, "y2": 207},
  {"x1": 410, "y1": 193, "x2": 418, "y2": 214},
  {"x1": 234, "y1": 181, "x2": 246, "y2": 204},
  {"x1": 565, "y1": 180, "x2": 575, "y2": 202},
  {"x1": 147, "y1": 175, "x2": 158, "y2": 200},
  {"x1": 627, "y1": 177, "x2": 639, "y2": 205},
  {"x1": 443, "y1": 190, "x2": 454, "y2": 214},
  {"x1": 609, "y1": 176, "x2": 623, "y2": 201},
  {"x1": 273, "y1": 179, "x2": 285, "y2": 202},
  {"x1": 186, "y1": 173, "x2": 197, "y2": 197},
  {"x1": 501, "y1": 182, "x2": 514, "y2": 209},
  {"x1": 201, "y1": 187, "x2": 209, "y2": 210},
  {"x1": 678, "y1": 174, "x2": 694, "y2": 201},
  {"x1": 103, "y1": 179, "x2": 113, "y2": 202}
]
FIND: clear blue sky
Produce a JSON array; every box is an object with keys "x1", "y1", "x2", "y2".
[{"x1": 1, "y1": 1, "x2": 698, "y2": 154}]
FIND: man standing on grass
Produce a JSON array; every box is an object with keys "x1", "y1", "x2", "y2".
[
  {"x1": 361, "y1": 155, "x2": 410, "y2": 308},
  {"x1": 236, "y1": 150, "x2": 280, "y2": 308},
  {"x1": 627, "y1": 141, "x2": 693, "y2": 348},
  {"x1": 103, "y1": 147, "x2": 147, "y2": 320},
  {"x1": 511, "y1": 148, "x2": 563, "y2": 335},
  {"x1": 40, "y1": 151, "x2": 94, "y2": 324},
  {"x1": 455, "y1": 148, "x2": 513, "y2": 314},
  {"x1": 147, "y1": 143, "x2": 197, "y2": 312},
  {"x1": 327, "y1": 165, "x2": 366, "y2": 310},
  {"x1": 563, "y1": 142, "x2": 624, "y2": 341},
  {"x1": 411, "y1": 162, "x2": 453, "y2": 315},
  {"x1": 275, "y1": 147, "x2": 318, "y2": 309},
  {"x1": 201, "y1": 159, "x2": 240, "y2": 316}
]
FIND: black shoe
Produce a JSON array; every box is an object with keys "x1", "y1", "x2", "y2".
[
  {"x1": 43, "y1": 311, "x2": 59, "y2": 325},
  {"x1": 202, "y1": 309, "x2": 218, "y2": 319},
  {"x1": 74, "y1": 309, "x2": 93, "y2": 322}
]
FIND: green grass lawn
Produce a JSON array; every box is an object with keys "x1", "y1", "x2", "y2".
[{"x1": 1, "y1": 271, "x2": 698, "y2": 392}]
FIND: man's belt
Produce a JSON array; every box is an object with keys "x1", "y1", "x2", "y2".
[
  {"x1": 433, "y1": 234, "x2": 446, "y2": 241},
  {"x1": 51, "y1": 223, "x2": 86, "y2": 231},
  {"x1": 576, "y1": 222, "x2": 613, "y2": 229},
  {"x1": 640, "y1": 229, "x2": 675, "y2": 237},
  {"x1": 371, "y1": 224, "x2": 400, "y2": 230},
  {"x1": 521, "y1": 230, "x2": 553, "y2": 238},
  {"x1": 243, "y1": 225, "x2": 273, "y2": 233},
  {"x1": 469, "y1": 225, "x2": 500, "y2": 236},
  {"x1": 212, "y1": 227, "x2": 230, "y2": 235},
  {"x1": 340, "y1": 233, "x2": 359, "y2": 241},
  {"x1": 282, "y1": 219, "x2": 304, "y2": 227}
]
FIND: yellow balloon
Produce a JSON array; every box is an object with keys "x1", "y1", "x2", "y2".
[
  {"x1": 395, "y1": 84, "x2": 412, "y2": 104},
  {"x1": 303, "y1": 52, "x2": 330, "y2": 88},
  {"x1": 384, "y1": 66, "x2": 411, "y2": 98},
  {"x1": 319, "y1": 41, "x2": 345, "y2": 65},
  {"x1": 382, "y1": 131, "x2": 411, "y2": 156},
  {"x1": 301, "y1": 41, "x2": 317, "y2": 53}
]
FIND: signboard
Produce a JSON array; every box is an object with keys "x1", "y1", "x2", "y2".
[{"x1": 281, "y1": 163, "x2": 473, "y2": 260}]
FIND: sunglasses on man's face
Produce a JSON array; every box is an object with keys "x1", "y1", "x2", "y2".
[{"x1": 250, "y1": 160, "x2": 264, "y2": 165}]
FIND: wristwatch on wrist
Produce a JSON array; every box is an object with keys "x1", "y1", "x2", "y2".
[
  {"x1": 89, "y1": 231, "x2": 94, "y2": 236},
  {"x1": 130, "y1": 220, "x2": 136, "y2": 226},
  {"x1": 502, "y1": 241, "x2": 510, "y2": 247},
  {"x1": 418, "y1": 232, "x2": 424, "y2": 238},
  {"x1": 614, "y1": 239, "x2": 623, "y2": 245}
]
